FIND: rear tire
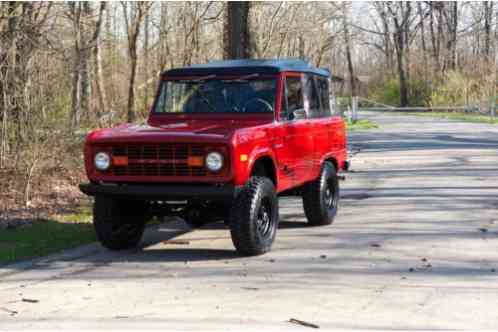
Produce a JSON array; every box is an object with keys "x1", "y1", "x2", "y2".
[
  {"x1": 302, "y1": 161, "x2": 339, "y2": 226},
  {"x1": 229, "y1": 177, "x2": 278, "y2": 256},
  {"x1": 93, "y1": 196, "x2": 148, "y2": 250}
]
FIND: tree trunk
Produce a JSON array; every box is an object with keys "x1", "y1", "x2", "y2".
[
  {"x1": 122, "y1": 2, "x2": 150, "y2": 123},
  {"x1": 484, "y1": 1, "x2": 493, "y2": 58},
  {"x1": 94, "y1": 29, "x2": 107, "y2": 126},
  {"x1": 298, "y1": 35, "x2": 305, "y2": 60},
  {"x1": 223, "y1": 2, "x2": 251, "y2": 59},
  {"x1": 418, "y1": 2, "x2": 428, "y2": 79},
  {"x1": 143, "y1": 12, "x2": 150, "y2": 111},
  {"x1": 342, "y1": 3, "x2": 355, "y2": 97},
  {"x1": 396, "y1": 39, "x2": 408, "y2": 107},
  {"x1": 71, "y1": 51, "x2": 81, "y2": 129},
  {"x1": 70, "y1": 2, "x2": 82, "y2": 129},
  {"x1": 429, "y1": 7, "x2": 439, "y2": 69},
  {"x1": 443, "y1": 2, "x2": 458, "y2": 71},
  {"x1": 128, "y1": 52, "x2": 137, "y2": 123},
  {"x1": 80, "y1": 45, "x2": 91, "y2": 124},
  {"x1": 158, "y1": 3, "x2": 170, "y2": 71}
]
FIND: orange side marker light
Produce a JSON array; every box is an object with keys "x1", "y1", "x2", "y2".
[
  {"x1": 187, "y1": 156, "x2": 204, "y2": 167},
  {"x1": 112, "y1": 156, "x2": 128, "y2": 166}
]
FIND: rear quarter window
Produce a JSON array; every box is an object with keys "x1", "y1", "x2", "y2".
[
  {"x1": 304, "y1": 75, "x2": 321, "y2": 118},
  {"x1": 317, "y1": 77, "x2": 331, "y2": 117}
]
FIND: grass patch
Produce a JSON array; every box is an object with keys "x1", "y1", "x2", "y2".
[
  {"x1": 0, "y1": 210, "x2": 96, "y2": 265},
  {"x1": 407, "y1": 111, "x2": 498, "y2": 124},
  {"x1": 346, "y1": 119, "x2": 379, "y2": 131},
  {"x1": 56, "y1": 203, "x2": 93, "y2": 223}
]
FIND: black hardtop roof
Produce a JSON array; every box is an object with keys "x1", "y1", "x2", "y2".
[{"x1": 162, "y1": 59, "x2": 330, "y2": 78}]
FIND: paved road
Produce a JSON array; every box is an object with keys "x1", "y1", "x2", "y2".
[{"x1": 2, "y1": 112, "x2": 498, "y2": 330}]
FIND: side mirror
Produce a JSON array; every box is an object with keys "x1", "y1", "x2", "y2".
[{"x1": 289, "y1": 108, "x2": 307, "y2": 121}]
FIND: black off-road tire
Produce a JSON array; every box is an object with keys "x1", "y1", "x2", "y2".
[
  {"x1": 229, "y1": 177, "x2": 278, "y2": 256},
  {"x1": 93, "y1": 196, "x2": 148, "y2": 250},
  {"x1": 302, "y1": 161, "x2": 339, "y2": 226}
]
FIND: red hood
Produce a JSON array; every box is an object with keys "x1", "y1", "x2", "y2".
[{"x1": 86, "y1": 118, "x2": 272, "y2": 144}]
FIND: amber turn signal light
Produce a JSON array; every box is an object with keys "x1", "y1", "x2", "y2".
[
  {"x1": 112, "y1": 156, "x2": 128, "y2": 166},
  {"x1": 187, "y1": 156, "x2": 204, "y2": 167}
]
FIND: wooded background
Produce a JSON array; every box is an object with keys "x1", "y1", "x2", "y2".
[{"x1": 0, "y1": 1, "x2": 497, "y2": 213}]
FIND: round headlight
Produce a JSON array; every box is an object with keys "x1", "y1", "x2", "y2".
[
  {"x1": 205, "y1": 152, "x2": 223, "y2": 172},
  {"x1": 94, "y1": 152, "x2": 110, "y2": 171}
]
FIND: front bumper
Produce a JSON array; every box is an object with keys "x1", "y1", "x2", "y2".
[{"x1": 79, "y1": 182, "x2": 237, "y2": 201}]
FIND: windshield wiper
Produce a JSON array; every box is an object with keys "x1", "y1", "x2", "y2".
[
  {"x1": 179, "y1": 74, "x2": 216, "y2": 83},
  {"x1": 222, "y1": 73, "x2": 260, "y2": 83}
]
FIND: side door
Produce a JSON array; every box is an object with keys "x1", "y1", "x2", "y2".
[
  {"x1": 317, "y1": 75, "x2": 345, "y2": 166},
  {"x1": 303, "y1": 74, "x2": 325, "y2": 179},
  {"x1": 273, "y1": 73, "x2": 314, "y2": 189}
]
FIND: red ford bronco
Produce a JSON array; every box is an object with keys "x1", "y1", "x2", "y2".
[{"x1": 80, "y1": 59, "x2": 348, "y2": 256}]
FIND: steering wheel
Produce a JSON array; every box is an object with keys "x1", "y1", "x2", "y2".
[{"x1": 242, "y1": 98, "x2": 273, "y2": 113}]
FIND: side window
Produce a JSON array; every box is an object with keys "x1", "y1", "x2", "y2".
[
  {"x1": 317, "y1": 77, "x2": 331, "y2": 116},
  {"x1": 304, "y1": 75, "x2": 321, "y2": 118},
  {"x1": 281, "y1": 76, "x2": 304, "y2": 121}
]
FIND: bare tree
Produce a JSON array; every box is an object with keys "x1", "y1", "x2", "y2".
[
  {"x1": 444, "y1": 2, "x2": 458, "y2": 71},
  {"x1": 122, "y1": 1, "x2": 152, "y2": 123},
  {"x1": 342, "y1": 2, "x2": 356, "y2": 98},
  {"x1": 0, "y1": 2, "x2": 52, "y2": 163},
  {"x1": 68, "y1": 2, "x2": 106, "y2": 129},
  {"x1": 386, "y1": 2, "x2": 413, "y2": 106},
  {"x1": 483, "y1": 1, "x2": 493, "y2": 58},
  {"x1": 92, "y1": 2, "x2": 108, "y2": 126}
]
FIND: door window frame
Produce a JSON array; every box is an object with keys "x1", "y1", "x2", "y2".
[{"x1": 279, "y1": 72, "x2": 306, "y2": 123}]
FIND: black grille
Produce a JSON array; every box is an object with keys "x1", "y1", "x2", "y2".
[{"x1": 108, "y1": 144, "x2": 210, "y2": 177}]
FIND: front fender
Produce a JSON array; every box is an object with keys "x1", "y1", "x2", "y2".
[{"x1": 232, "y1": 146, "x2": 278, "y2": 187}]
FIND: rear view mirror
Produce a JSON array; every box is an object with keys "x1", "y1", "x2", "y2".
[{"x1": 289, "y1": 108, "x2": 307, "y2": 121}]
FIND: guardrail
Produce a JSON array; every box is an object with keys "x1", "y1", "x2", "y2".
[
  {"x1": 354, "y1": 97, "x2": 496, "y2": 119},
  {"x1": 359, "y1": 106, "x2": 480, "y2": 112}
]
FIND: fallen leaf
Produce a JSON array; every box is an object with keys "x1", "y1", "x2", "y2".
[
  {"x1": 289, "y1": 318, "x2": 320, "y2": 329},
  {"x1": 163, "y1": 239, "x2": 190, "y2": 245},
  {"x1": 370, "y1": 243, "x2": 381, "y2": 248},
  {"x1": 0, "y1": 307, "x2": 18, "y2": 316},
  {"x1": 421, "y1": 258, "x2": 428, "y2": 262},
  {"x1": 21, "y1": 298, "x2": 39, "y2": 303}
]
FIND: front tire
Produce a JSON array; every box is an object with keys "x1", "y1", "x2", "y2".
[
  {"x1": 229, "y1": 177, "x2": 278, "y2": 256},
  {"x1": 302, "y1": 161, "x2": 339, "y2": 226},
  {"x1": 93, "y1": 196, "x2": 148, "y2": 250}
]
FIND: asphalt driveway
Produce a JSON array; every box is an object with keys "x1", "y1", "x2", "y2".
[{"x1": 1, "y1": 111, "x2": 498, "y2": 330}]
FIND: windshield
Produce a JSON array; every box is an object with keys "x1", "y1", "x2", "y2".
[{"x1": 153, "y1": 77, "x2": 276, "y2": 114}]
